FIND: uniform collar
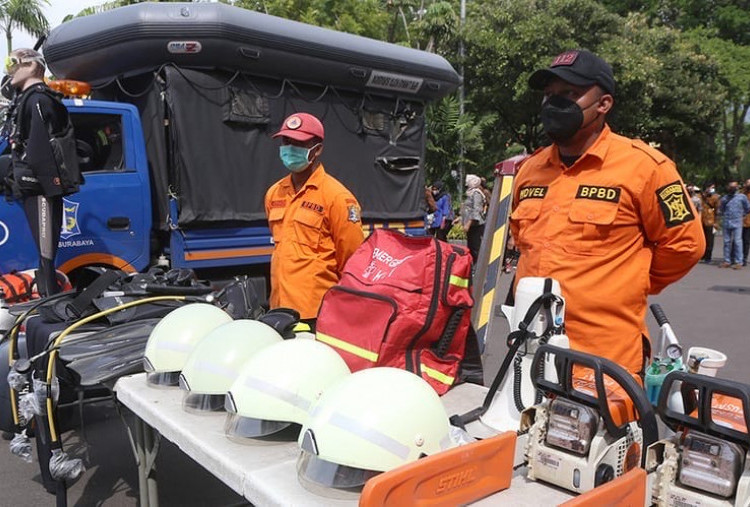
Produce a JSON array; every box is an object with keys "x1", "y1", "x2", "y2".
[
  {"x1": 279, "y1": 163, "x2": 327, "y2": 194},
  {"x1": 547, "y1": 124, "x2": 612, "y2": 170}
]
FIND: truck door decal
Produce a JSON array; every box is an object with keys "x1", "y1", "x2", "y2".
[{"x1": 60, "y1": 198, "x2": 81, "y2": 239}]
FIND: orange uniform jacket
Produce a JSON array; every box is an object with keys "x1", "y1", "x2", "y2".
[
  {"x1": 510, "y1": 125, "x2": 704, "y2": 374},
  {"x1": 265, "y1": 164, "x2": 364, "y2": 319}
]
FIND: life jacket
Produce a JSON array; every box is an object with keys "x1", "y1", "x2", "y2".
[
  {"x1": 0, "y1": 269, "x2": 71, "y2": 303},
  {"x1": 316, "y1": 229, "x2": 474, "y2": 394}
]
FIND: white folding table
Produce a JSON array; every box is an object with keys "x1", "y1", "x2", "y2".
[{"x1": 114, "y1": 374, "x2": 573, "y2": 506}]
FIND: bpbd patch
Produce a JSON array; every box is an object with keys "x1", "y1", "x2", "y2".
[
  {"x1": 656, "y1": 181, "x2": 695, "y2": 228},
  {"x1": 301, "y1": 201, "x2": 324, "y2": 214},
  {"x1": 576, "y1": 185, "x2": 620, "y2": 203},
  {"x1": 518, "y1": 186, "x2": 547, "y2": 201}
]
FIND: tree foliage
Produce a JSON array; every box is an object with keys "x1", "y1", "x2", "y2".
[{"x1": 0, "y1": 0, "x2": 49, "y2": 51}]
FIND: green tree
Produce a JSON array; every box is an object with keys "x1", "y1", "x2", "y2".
[
  {"x1": 424, "y1": 95, "x2": 496, "y2": 194},
  {"x1": 627, "y1": 0, "x2": 750, "y2": 181},
  {"x1": 69, "y1": 0, "x2": 192, "y2": 21},
  {"x1": 236, "y1": 0, "x2": 390, "y2": 39},
  {"x1": 462, "y1": 0, "x2": 725, "y2": 181},
  {"x1": 0, "y1": 0, "x2": 49, "y2": 52}
]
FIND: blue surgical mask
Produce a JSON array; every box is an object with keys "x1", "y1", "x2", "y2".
[{"x1": 279, "y1": 144, "x2": 318, "y2": 173}]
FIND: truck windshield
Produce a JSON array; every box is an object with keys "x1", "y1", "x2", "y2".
[{"x1": 70, "y1": 113, "x2": 124, "y2": 173}]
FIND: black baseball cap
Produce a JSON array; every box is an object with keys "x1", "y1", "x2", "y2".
[{"x1": 529, "y1": 50, "x2": 615, "y2": 96}]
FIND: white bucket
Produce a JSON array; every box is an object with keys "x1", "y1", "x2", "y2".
[{"x1": 687, "y1": 347, "x2": 727, "y2": 377}]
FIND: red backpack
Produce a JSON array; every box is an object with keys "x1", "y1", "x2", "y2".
[{"x1": 315, "y1": 229, "x2": 474, "y2": 394}]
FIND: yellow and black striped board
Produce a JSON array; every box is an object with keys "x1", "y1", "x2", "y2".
[{"x1": 471, "y1": 155, "x2": 527, "y2": 352}]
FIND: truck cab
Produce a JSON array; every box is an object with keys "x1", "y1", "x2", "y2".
[{"x1": 1, "y1": 100, "x2": 151, "y2": 274}]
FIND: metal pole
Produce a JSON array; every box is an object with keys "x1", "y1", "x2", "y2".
[{"x1": 458, "y1": 0, "x2": 466, "y2": 188}]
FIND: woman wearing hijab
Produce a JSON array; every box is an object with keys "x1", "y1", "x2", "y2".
[{"x1": 460, "y1": 174, "x2": 486, "y2": 262}]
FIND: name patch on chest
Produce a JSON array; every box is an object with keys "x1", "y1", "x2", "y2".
[
  {"x1": 576, "y1": 185, "x2": 621, "y2": 203},
  {"x1": 301, "y1": 201, "x2": 324, "y2": 214},
  {"x1": 518, "y1": 186, "x2": 548, "y2": 201},
  {"x1": 270, "y1": 200, "x2": 286, "y2": 208},
  {"x1": 656, "y1": 181, "x2": 695, "y2": 228}
]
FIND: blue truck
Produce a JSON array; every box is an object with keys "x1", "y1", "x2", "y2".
[{"x1": 0, "y1": 2, "x2": 460, "y2": 282}]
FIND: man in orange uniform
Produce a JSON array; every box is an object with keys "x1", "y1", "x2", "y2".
[
  {"x1": 265, "y1": 112, "x2": 364, "y2": 329},
  {"x1": 510, "y1": 50, "x2": 704, "y2": 376}
]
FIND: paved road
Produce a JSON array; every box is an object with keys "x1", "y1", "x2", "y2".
[{"x1": 0, "y1": 237, "x2": 747, "y2": 506}]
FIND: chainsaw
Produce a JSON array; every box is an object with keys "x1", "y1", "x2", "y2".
[
  {"x1": 647, "y1": 371, "x2": 750, "y2": 506},
  {"x1": 521, "y1": 344, "x2": 659, "y2": 493}
]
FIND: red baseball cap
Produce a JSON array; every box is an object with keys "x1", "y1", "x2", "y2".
[{"x1": 272, "y1": 113, "x2": 325, "y2": 142}]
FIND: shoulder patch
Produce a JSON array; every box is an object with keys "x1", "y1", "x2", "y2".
[
  {"x1": 632, "y1": 140, "x2": 668, "y2": 165},
  {"x1": 656, "y1": 181, "x2": 695, "y2": 228},
  {"x1": 347, "y1": 205, "x2": 361, "y2": 223}
]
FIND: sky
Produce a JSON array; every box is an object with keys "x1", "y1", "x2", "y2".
[{"x1": 1, "y1": 0, "x2": 106, "y2": 59}]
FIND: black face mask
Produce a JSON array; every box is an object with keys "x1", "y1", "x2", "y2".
[{"x1": 540, "y1": 95, "x2": 599, "y2": 143}]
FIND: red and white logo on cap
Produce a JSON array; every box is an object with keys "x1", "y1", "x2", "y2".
[
  {"x1": 551, "y1": 51, "x2": 579, "y2": 67},
  {"x1": 286, "y1": 116, "x2": 302, "y2": 130}
]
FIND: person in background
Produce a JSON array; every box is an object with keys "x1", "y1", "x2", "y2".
[
  {"x1": 458, "y1": 174, "x2": 486, "y2": 263},
  {"x1": 743, "y1": 179, "x2": 750, "y2": 266},
  {"x1": 512, "y1": 49, "x2": 704, "y2": 377},
  {"x1": 4, "y1": 49, "x2": 75, "y2": 296},
  {"x1": 701, "y1": 185, "x2": 720, "y2": 263},
  {"x1": 689, "y1": 185, "x2": 702, "y2": 215},
  {"x1": 265, "y1": 112, "x2": 364, "y2": 331},
  {"x1": 718, "y1": 181, "x2": 750, "y2": 269},
  {"x1": 425, "y1": 181, "x2": 452, "y2": 241}
]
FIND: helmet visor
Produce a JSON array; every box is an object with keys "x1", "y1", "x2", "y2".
[
  {"x1": 182, "y1": 392, "x2": 226, "y2": 413},
  {"x1": 224, "y1": 413, "x2": 291, "y2": 440},
  {"x1": 146, "y1": 371, "x2": 181, "y2": 387},
  {"x1": 296, "y1": 449, "x2": 380, "y2": 497}
]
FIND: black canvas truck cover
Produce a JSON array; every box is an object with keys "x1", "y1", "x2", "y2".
[
  {"x1": 43, "y1": 2, "x2": 461, "y2": 230},
  {"x1": 95, "y1": 67, "x2": 428, "y2": 230}
]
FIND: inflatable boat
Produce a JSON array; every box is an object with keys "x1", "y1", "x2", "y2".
[{"x1": 43, "y1": 2, "x2": 461, "y2": 100}]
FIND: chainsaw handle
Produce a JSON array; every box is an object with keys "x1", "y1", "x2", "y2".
[
  {"x1": 658, "y1": 371, "x2": 750, "y2": 447},
  {"x1": 532, "y1": 345, "x2": 659, "y2": 467},
  {"x1": 650, "y1": 304, "x2": 669, "y2": 327}
]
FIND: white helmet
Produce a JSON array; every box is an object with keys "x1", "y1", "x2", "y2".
[
  {"x1": 143, "y1": 303, "x2": 232, "y2": 386},
  {"x1": 224, "y1": 339, "x2": 350, "y2": 440},
  {"x1": 297, "y1": 367, "x2": 454, "y2": 493},
  {"x1": 178, "y1": 320, "x2": 283, "y2": 412}
]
